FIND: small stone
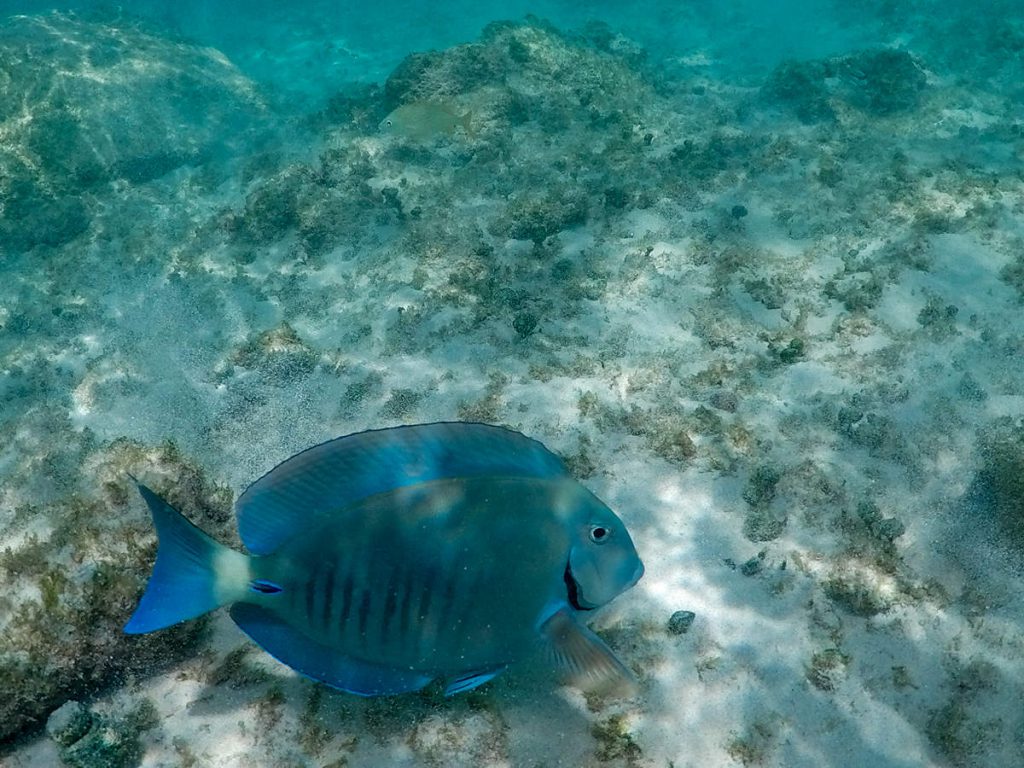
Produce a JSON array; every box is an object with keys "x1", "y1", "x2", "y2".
[
  {"x1": 46, "y1": 701, "x2": 93, "y2": 748},
  {"x1": 667, "y1": 610, "x2": 696, "y2": 635},
  {"x1": 652, "y1": 428, "x2": 697, "y2": 462},
  {"x1": 731, "y1": 204, "x2": 748, "y2": 219},
  {"x1": 743, "y1": 465, "x2": 782, "y2": 507},
  {"x1": 806, "y1": 648, "x2": 850, "y2": 692},
  {"x1": 63, "y1": 720, "x2": 140, "y2": 768},
  {"x1": 741, "y1": 550, "x2": 767, "y2": 576},
  {"x1": 777, "y1": 337, "x2": 806, "y2": 364}
]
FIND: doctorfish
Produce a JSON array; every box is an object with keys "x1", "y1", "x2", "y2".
[{"x1": 124, "y1": 422, "x2": 644, "y2": 697}]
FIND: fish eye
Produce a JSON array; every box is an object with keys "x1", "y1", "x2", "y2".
[
  {"x1": 385, "y1": 119, "x2": 393, "y2": 127},
  {"x1": 589, "y1": 525, "x2": 610, "y2": 544}
]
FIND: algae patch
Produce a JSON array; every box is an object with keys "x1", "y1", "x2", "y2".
[
  {"x1": 0, "y1": 439, "x2": 229, "y2": 744},
  {"x1": 968, "y1": 418, "x2": 1024, "y2": 550}
]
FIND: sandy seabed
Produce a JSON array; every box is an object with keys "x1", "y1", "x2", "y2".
[{"x1": 1, "y1": 4, "x2": 1023, "y2": 767}]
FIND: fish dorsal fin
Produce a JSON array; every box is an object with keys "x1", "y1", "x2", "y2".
[
  {"x1": 540, "y1": 608, "x2": 638, "y2": 698},
  {"x1": 236, "y1": 422, "x2": 568, "y2": 554}
]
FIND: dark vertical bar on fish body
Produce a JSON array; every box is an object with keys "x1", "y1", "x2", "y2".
[
  {"x1": 450, "y1": 566, "x2": 483, "y2": 660},
  {"x1": 436, "y1": 569, "x2": 460, "y2": 646},
  {"x1": 399, "y1": 567, "x2": 415, "y2": 654},
  {"x1": 304, "y1": 561, "x2": 320, "y2": 624},
  {"x1": 321, "y1": 561, "x2": 337, "y2": 634},
  {"x1": 358, "y1": 588, "x2": 372, "y2": 647},
  {"x1": 339, "y1": 568, "x2": 354, "y2": 641},
  {"x1": 381, "y1": 566, "x2": 399, "y2": 650},
  {"x1": 416, "y1": 566, "x2": 437, "y2": 660},
  {"x1": 417, "y1": 567, "x2": 435, "y2": 622}
]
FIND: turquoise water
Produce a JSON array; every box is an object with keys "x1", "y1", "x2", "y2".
[{"x1": 2, "y1": 2, "x2": 1023, "y2": 766}]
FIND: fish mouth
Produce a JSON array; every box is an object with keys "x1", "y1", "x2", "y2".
[{"x1": 564, "y1": 559, "x2": 595, "y2": 612}]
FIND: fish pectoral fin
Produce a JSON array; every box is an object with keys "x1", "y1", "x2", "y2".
[
  {"x1": 443, "y1": 666, "x2": 507, "y2": 696},
  {"x1": 540, "y1": 608, "x2": 639, "y2": 698},
  {"x1": 229, "y1": 604, "x2": 432, "y2": 696}
]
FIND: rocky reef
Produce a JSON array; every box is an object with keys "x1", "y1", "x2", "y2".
[{"x1": 0, "y1": 12, "x2": 267, "y2": 252}]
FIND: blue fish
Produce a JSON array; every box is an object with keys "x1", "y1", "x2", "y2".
[{"x1": 125, "y1": 422, "x2": 644, "y2": 697}]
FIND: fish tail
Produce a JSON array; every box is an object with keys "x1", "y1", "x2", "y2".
[
  {"x1": 461, "y1": 112, "x2": 475, "y2": 139},
  {"x1": 124, "y1": 480, "x2": 250, "y2": 634}
]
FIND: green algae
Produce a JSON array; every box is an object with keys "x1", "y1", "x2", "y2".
[
  {"x1": 490, "y1": 187, "x2": 589, "y2": 244},
  {"x1": 838, "y1": 500, "x2": 906, "y2": 573},
  {"x1": 926, "y1": 660, "x2": 1001, "y2": 767},
  {"x1": 742, "y1": 465, "x2": 787, "y2": 542},
  {"x1": 917, "y1": 294, "x2": 960, "y2": 340},
  {"x1": 592, "y1": 714, "x2": 642, "y2": 765},
  {"x1": 253, "y1": 685, "x2": 287, "y2": 737},
  {"x1": 0, "y1": 439, "x2": 229, "y2": 744},
  {"x1": 763, "y1": 48, "x2": 927, "y2": 124},
  {"x1": 0, "y1": 13, "x2": 266, "y2": 253},
  {"x1": 457, "y1": 372, "x2": 507, "y2": 424},
  {"x1": 726, "y1": 716, "x2": 778, "y2": 767},
  {"x1": 839, "y1": 49, "x2": 928, "y2": 116},
  {"x1": 806, "y1": 648, "x2": 851, "y2": 692},
  {"x1": 1000, "y1": 251, "x2": 1024, "y2": 298},
  {"x1": 298, "y1": 686, "x2": 332, "y2": 757},
  {"x1": 45, "y1": 699, "x2": 157, "y2": 768},
  {"x1": 227, "y1": 323, "x2": 321, "y2": 387},
  {"x1": 972, "y1": 418, "x2": 1024, "y2": 550},
  {"x1": 204, "y1": 644, "x2": 271, "y2": 689},
  {"x1": 823, "y1": 572, "x2": 892, "y2": 617},
  {"x1": 763, "y1": 60, "x2": 836, "y2": 123},
  {"x1": 380, "y1": 388, "x2": 424, "y2": 420}
]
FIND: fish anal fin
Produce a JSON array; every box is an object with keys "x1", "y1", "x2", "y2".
[
  {"x1": 540, "y1": 608, "x2": 638, "y2": 698},
  {"x1": 230, "y1": 604, "x2": 431, "y2": 696}
]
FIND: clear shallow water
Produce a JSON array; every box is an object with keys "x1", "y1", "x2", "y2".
[{"x1": 1, "y1": 2, "x2": 1023, "y2": 767}]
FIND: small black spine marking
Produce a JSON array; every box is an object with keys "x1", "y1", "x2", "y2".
[
  {"x1": 249, "y1": 579, "x2": 282, "y2": 595},
  {"x1": 322, "y1": 561, "x2": 337, "y2": 631}
]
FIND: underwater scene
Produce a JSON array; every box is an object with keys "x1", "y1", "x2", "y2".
[{"x1": 1, "y1": 0, "x2": 1023, "y2": 766}]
